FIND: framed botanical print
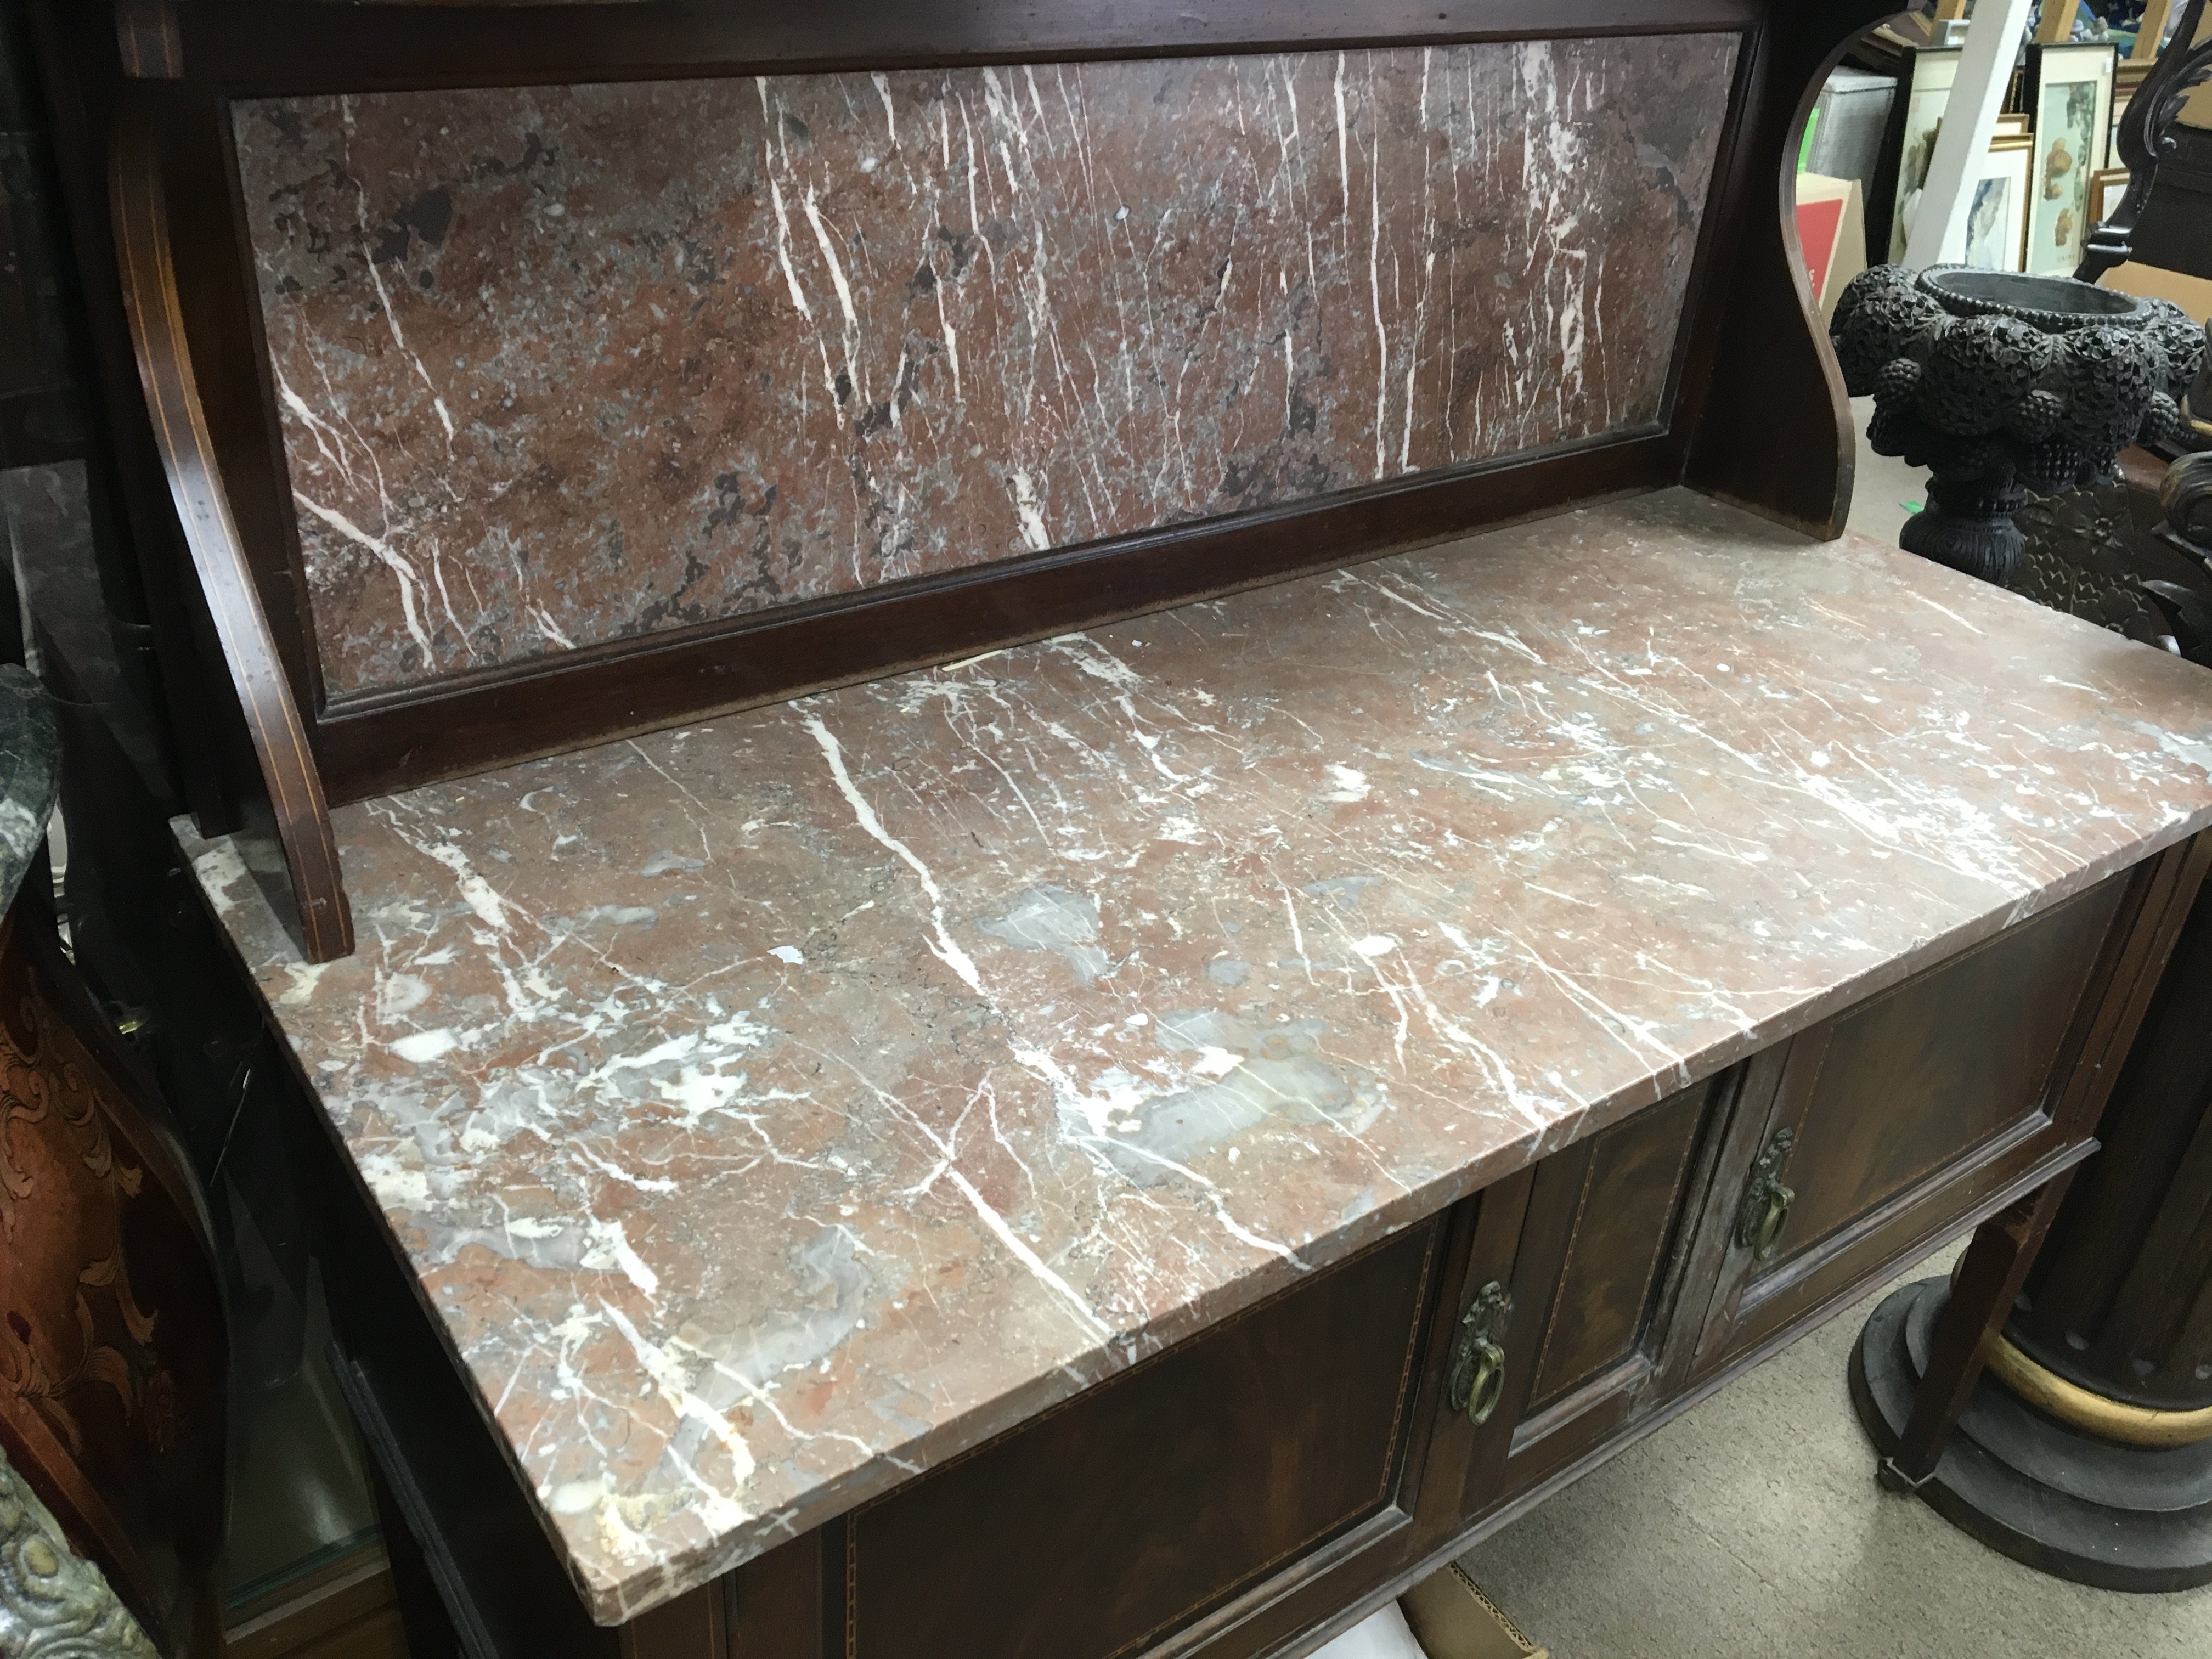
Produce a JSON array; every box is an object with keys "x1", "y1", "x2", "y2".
[
  {"x1": 1965, "y1": 136, "x2": 2033, "y2": 273},
  {"x1": 1888, "y1": 46, "x2": 1962, "y2": 262},
  {"x1": 2024, "y1": 41, "x2": 2119, "y2": 275}
]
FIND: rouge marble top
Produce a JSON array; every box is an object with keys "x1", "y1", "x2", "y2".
[{"x1": 182, "y1": 489, "x2": 2212, "y2": 1622}]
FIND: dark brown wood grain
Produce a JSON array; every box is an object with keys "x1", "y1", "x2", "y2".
[
  {"x1": 1881, "y1": 1176, "x2": 2079, "y2": 1488},
  {"x1": 0, "y1": 889, "x2": 228, "y2": 1657},
  {"x1": 616, "y1": 1583, "x2": 727, "y2": 1659},
  {"x1": 1844, "y1": 838, "x2": 2212, "y2": 1589},
  {"x1": 1463, "y1": 1080, "x2": 1728, "y2": 1502},
  {"x1": 2015, "y1": 837, "x2": 2212, "y2": 1408},
  {"x1": 1681, "y1": 0, "x2": 1895, "y2": 534},
  {"x1": 108, "y1": 88, "x2": 352, "y2": 961},
  {"x1": 24, "y1": 0, "x2": 246, "y2": 836},
  {"x1": 112, "y1": 0, "x2": 180, "y2": 80},
  {"x1": 146, "y1": 0, "x2": 1760, "y2": 94},
  {"x1": 1696, "y1": 844, "x2": 2212, "y2": 1380},
  {"x1": 1521, "y1": 1085, "x2": 1718, "y2": 1416},
  {"x1": 843, "y1": 1221, "x2": 1440, "y2": 1659},
  {"x1": 726, "y1": 1536, "x2": 824, "y2": 1659},
  {"x1": 1754, "y1": 878, "x2": 2128, "y2": 1264}
]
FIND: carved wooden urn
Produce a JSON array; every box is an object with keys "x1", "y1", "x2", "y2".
[{"x1": 1830, "y1": 264, "x2": 2203, "y2": 583}]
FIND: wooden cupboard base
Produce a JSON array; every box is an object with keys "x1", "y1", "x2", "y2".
[{"x1": 1850, "y1": 1278, "x2": 2212, "y2": 1593}]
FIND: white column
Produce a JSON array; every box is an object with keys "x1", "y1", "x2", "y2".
[{"x1": 1903, "y1": 0, "x2": 2035, "y2": 268}]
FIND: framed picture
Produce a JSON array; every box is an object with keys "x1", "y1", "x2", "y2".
[
  {"x1": 1889, "y1": 46, "x2": 1962, "y2": 261},
  {"x1": 1995, "y1": 112, "x2": 2032, "y2": 141},
  {"x1": 2088, "y1": 166, "x2": 2130, "y2": 228},
  {"x1": 1965, "y1": 136, "x2": 2033, "y2": 273},
  {"x1": 2024, "y1": 41, "x2": 2119, "y2": 275}
]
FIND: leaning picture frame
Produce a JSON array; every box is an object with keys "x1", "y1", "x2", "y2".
[
  {"x1": 1886, "y1": 46, "x2": 1963, "y2": 262},
  {"x1": 1965, "y1": 134, "x2": 2033, "y2": 273},
  {"x1": 2024, "y1": 40, "x2": 2119, "y2": 276},
  {"x1": 2087, "y1": 165, "x2": 2130, "y2": 232}
]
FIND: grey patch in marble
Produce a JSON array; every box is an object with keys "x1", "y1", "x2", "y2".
[
  {"x1": 2127, "y1": 719, "x2": 2212, "y2": 778},
  {"x1": 978, "y1": 885, "x2": 1110, "y2": 981},
  {"x1": 1207, "y1": 958, "x2": 1251, "y2": 986},
  {"x1": 1305, "y1": 876, "x2": 1386, "y2": 906},
  {"x1": 640, "y1": 851, "x2": 706, "y2": 876},
  {"x1": 716, "y1": 1227, "x2": 879, "y2": 1391},
  {"x1": 1102, "y1": 1010, "x2": 1376, "y2": 1182}
]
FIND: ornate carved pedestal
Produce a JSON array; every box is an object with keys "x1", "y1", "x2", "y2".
[
  {"x1": 1830, "y1": 265, "x2": 2203, "y2": 583},
  {"x1": 1853, "y1": 870, "x2": 2212, "y2": 1589}
]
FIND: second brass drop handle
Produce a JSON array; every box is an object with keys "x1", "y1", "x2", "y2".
[
  {"x1": 1448, "y1": 1281, "x2": 1513, "y2": 1427},
  {"x1": 1736, "y1": 1127, "x2": 1797, "y2": 1263}
]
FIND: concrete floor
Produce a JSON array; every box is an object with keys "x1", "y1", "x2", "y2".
[
  {"x1": 1457, "y1": 1251, "x2": 2212, "y2": 1657},
  {"x1": 1841, "y1": 395, "x2": 1929, "y2": 548}
]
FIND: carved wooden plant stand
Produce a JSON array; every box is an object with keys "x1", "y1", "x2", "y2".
[{"x1": 1830, "y1": 264, "x2": 2202, "y2": 583}]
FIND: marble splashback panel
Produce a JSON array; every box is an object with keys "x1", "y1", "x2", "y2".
[{"x1": 233, "y1": 36, "x2": 1737, "y2": 698}]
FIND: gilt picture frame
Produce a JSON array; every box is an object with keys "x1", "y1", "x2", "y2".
[{"x1": 2087, "y1": 165, "x2": 2130, "y2": 232}]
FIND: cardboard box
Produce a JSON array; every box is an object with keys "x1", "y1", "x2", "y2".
[
  {"x1": 2103, "y1": 259, "x2": 2212, "y2": 324},
  {"x1": 1398, "y1": 1564, "x2": 1549, "y2": 1659}
]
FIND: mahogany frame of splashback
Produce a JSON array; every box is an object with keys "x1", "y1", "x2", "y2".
[{"x1": 98, "y1": 0, "x2": 1895, "y2": 962}]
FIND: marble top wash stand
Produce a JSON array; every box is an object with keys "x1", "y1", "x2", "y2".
[{"x1": 65, "y1": 1, "x2": 2212, "y2": 1655}]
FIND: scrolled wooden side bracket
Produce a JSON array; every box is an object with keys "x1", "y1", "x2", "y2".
[
  {"x1": 2078, "y1": 0, "x2": 2212, "y2": 283},
  {"x1": 109, "y1": 95, "x2": 355, "y2": 963}
]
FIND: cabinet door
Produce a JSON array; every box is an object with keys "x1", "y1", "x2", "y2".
[
  {"x1": 838, "y1": 1216, "x2": 1449, "y2": 1659},
  {"x1": 1452, "y1": 1075, "x2": 1734, "y2": 1508},
  {"x1": 1691, "y1": 872, "x2": 2135, "y2": 1375}
]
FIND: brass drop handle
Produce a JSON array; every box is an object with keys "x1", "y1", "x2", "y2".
[
  {"x1": 1463, "y1": 1336, "x2": 1507, "y2": 1427},
  {"x1": 1736, "y1": 1127, "x2": 1797, "y2": 1262},
  {"x1": 1752, "y1": 1184, "x2": 1794, "y2": 1258},
  {"x1": 1448, "y1": 1281, "x2": 1513, "y2": 1427}
]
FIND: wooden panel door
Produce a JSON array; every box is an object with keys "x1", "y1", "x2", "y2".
[
  {"x1": 1691, "y1": 872, "x2": 2137, "y2": 1375},
  {"x1": 1451, "y1": 1075, "x2": 1736, "y2": 1508},
  {"x1": 839, "y1": 1217, "x2": 1447, "y2": 1659}
]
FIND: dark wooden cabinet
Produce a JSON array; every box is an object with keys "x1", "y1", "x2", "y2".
[
  {"x1": 1471, "y1": 1077, "x2": 1733, "y2": 1501},
  {"x1": 1691, "y1": 872, "x2": 2139, "y2": 1376},
  {"x1": 843, "y1": 1218, "x2": 1448, "y2": 1659},
  {"x1": 1850, "y1": 849, "x2": 2212, "y2": 1590},
  {"x1": 334, "y1": 844, "x2": 2202, "y2": 1659}
]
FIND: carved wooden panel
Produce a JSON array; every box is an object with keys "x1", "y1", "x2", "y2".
[{"x1": 0, "y1": 906, "x2": 225, "y2": 1654}]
